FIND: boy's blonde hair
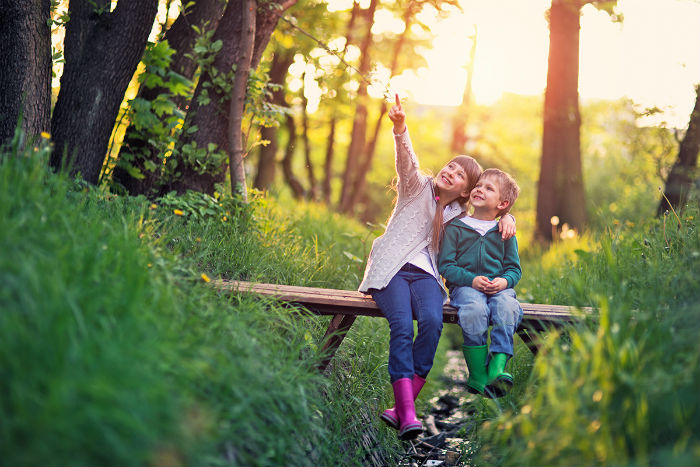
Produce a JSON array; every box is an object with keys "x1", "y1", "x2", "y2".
[{"x1": 480, "y1": 168, "x2": 520, "y2": 217}]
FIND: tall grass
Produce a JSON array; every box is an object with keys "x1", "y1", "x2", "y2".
[
  {"x1": 0, "y1": 136, "x2": 405, "y2": 466},
  {"x1": 471, "y1": 207, "x2": 700, "y2": 466}
]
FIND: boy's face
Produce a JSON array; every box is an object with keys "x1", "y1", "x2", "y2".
[{"x1": 470, "y1": 175, "x2": 509, "y2": 213}]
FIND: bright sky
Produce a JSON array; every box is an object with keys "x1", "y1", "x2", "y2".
[{"x1": 386, "y1": 0, "x2": 700, "y2": 127}]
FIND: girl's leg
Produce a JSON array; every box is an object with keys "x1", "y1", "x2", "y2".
[
  {"x1": 409, "y1": 271, "x2": 445, "y2": 379},
  {"x1": 370, "y1": 269, "x2": 416, "y2": 382}
]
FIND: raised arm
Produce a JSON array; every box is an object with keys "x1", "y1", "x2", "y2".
[{"x1": 389, "y1": 94, "x2": 422, "y2": 195}]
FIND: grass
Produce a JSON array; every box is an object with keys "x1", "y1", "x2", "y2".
[
  {"x1": 0, "y1": 136, "x2": 405, "y2": 466},
  {"x1": 465, "y1": 205, "x2": 700, "y2": 466},
  {"x1": 2, "y1": 130, "x2": 698, "y2": 466}
]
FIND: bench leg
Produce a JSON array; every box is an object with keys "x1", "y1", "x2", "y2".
[
  {"x1": 318, "y1": 314, "x2": 357, "y2": 372},
  {"x1": 516, "y1": 327, "x2": 540, "y2": 355}
]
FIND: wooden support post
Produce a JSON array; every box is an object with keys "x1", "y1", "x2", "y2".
[{"x1": 318, "y1": 314, "x2": 357, "y2": 372}]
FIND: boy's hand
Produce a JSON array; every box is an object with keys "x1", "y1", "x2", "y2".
[
  {"x1": 388, "y1": 93, "x2": 406, "y2": 134},
  {"x1": 472, "y1": 276, "x2": 508, "y2": 294},
  {"x1": 498, "y1": 214, "x2": 516, "y2": 241}
]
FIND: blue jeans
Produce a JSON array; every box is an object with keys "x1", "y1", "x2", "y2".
[
  {"x1": 370, "y1": 264, "x2": 444, "y2": 383},
  {"x1": 450, "y1": 287, "x2": 523, "y2": 357}
]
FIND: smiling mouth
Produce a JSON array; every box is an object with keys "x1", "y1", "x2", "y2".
[{"x1": 441, "y1": 175, "x2": 451, "y2": 185}]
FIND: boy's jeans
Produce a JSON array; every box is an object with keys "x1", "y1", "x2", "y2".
[
  {"x1": 450, "y1": 287, "x2": 523, "y2": 357},
  {"x1": 370, "y1": 264, "x2": 444, "y2": 383}
]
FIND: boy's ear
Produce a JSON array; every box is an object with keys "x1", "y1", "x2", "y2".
[{"x1": 497, "y1": 200, "x2": 510, "y2": 211}]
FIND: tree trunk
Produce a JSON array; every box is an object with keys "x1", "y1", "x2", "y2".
[
  {"x1": 300, "y1": 72, "x2": 318, "y2": 200},
  {"x1": 0, "y1": 0, "x2": 51, "y2": 148},
  {"x1": 253, "y1": 50, "x2": 294, "y2": 191},
  {"x1": 49, "y1": 0, "x2": 158, "y2": 184},
  {"x1": 450, "y1": 28, "x2": 477, "y2": 154},
  {"x1": 112, "y1": 0, "x2": 225, "y2": 196},
  {"x1": 348, "y1": 3, "x2": 414, "y2": 211},
  {"x1": 170, "y1": 0, "x2": 297, "y2": 195},
  {"x1": 281, "y1": 113, "x2": 305, "y2": 198},
  {"x1": 657, "y1": 85, "x2": 700, "y2": 216},
  {"x1": 322, "y1": 114, "x2": 337, "y2": 204},
  {"x1": 228, "y1": 0, "x2": 256, "y2": 202},
  {"x1": 338, "y1": 0, "x2": 378, "y2": 214},
  {"x1": 535, "y1": 0, "x2": 587, "y2": 243}
]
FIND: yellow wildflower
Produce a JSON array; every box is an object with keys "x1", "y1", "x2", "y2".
[
  {"x1": 200, "y1": 273, "x2": 211, "y2": 283},
  {"x1": 40, "y1": 132, "x2": 51, "y2": 139},
  {"x1": 173, "y1": 209, "x2": 184, "y2": 216}
]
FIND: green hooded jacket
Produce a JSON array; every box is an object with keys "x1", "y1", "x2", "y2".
[{"x1": 437, "y1": 217, "x2": 522, "y2": 292}]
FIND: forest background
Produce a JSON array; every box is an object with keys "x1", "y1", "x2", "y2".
[{"x1": 1, "y1": 0, "x2": 699, "y2": 466}]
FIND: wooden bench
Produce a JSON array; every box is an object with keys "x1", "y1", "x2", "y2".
[{"x1": 212, "y1": 280, "x2": 594, "y2": 372}]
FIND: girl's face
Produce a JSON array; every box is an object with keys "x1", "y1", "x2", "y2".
[{"x1": 435, "y1": 161, "x2": 471, "y2": 201}]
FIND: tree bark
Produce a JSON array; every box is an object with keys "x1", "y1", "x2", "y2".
[
  {"x1": 253, "y1": 49, "x2": 294, "y2": 191},
  {"x1": 300, "y1": 72, "x2": 318, "y2": 201},
  {"x1": 535, "y1": 0, "x2": 587, "y2": 243},
  {"x1": 170, "y1": 0, "x2": 297, "y2": 195},
  {"x1": 0, "y1": 0, "x2": 51, "y2": 147},
  {"x1": 281, "y1": 113, "x2": 305, "y2": 198},
  {"x1": 322, "y1": 115, "x2": 337, "y2": 204},
  {"x1": 112, "y1": 0, "x2": 225, "y2": 196},
  {"x1": 348, "y1": 2, "x2": 414, "y2": 211},
  {"x1": 657, "y1": 85, "x2": 700, "y2": 216},
  {"x1": 228, "y1": 0, "x2": 256, "y2": 201},
  {"x1": 49, "y1": 0, "x2": 158, "y2": 184},
  {"x1": 338, "y1": 0, "x2": 378, "y2": 214},
  {"x1": 450, "y1": 27, "x2": 477, "y2": 154}
]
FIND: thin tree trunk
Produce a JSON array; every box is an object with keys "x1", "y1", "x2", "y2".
[
  {"x1": 281, "y1": 113, "x2": 305, "y2": 198},
  {"x1": 49, "y1": 0, "x2": 158, "y2": 184},
  {"x1": 0, "y1": 0, "x2": 51, "y2": 147},
  {"x1": 253, "y1": 50, "x2": 294, "y2": 191},
  {"x1": 322, "y1": 114, "x2": 337, "y2": 204},
  {"x1": 348, "y1": 2, "x2": 414, "y2": 210},
  {"x1": 535, "y1": 0, "x2": 587, "y2": 243},
  {"x1": 300, "y1": 72, "x2": 318, "y2": 200},
  {"x1": 657, "y1": 85, "x2": 700, "y2": 215},
  {"x1": 338, "y1": 0, "x2": 378, "y2": 214},
  {"x1": 450, "y1": 27, "x2": 477, "y2": 154},
  {"x1": 228, "y1": 0, "x2": 256, "y2": 201}
]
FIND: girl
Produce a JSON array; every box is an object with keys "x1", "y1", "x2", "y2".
[{"x1": 359, "y1": 94, "x2": 515, "y2": 440}]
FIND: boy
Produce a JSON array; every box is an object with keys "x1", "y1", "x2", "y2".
[{"x1": 437, "y1": 168, "x2": 523, "y2": 398}]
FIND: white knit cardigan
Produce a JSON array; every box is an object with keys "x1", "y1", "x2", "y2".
[{"x1": 358, "y1": 129, "x2": 465, "y2": 299}]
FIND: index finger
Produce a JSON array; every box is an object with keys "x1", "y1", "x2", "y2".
[{"x1": 395, "y1": 93, "x2": 401, "y2": 107}]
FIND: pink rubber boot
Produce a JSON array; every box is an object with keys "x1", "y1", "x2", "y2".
[
  {"x1": 380, "y1": 375, "x2": 426, "y2": 430},
  {"x1": 392, "y1": 378, "x2": 423, "y2": 440}
]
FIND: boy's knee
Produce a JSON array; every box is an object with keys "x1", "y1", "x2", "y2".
[{"x1": 458, "y1": 306, "x2": 488, "y2": 335}]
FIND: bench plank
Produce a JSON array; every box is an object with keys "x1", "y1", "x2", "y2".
[{"x1": 213, "y1": 279, "x2": 593, "y2": 371}]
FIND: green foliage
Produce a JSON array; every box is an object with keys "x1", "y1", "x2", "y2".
[{"x1": 473, "y1": 209, "x2": 700, "y2": 466}]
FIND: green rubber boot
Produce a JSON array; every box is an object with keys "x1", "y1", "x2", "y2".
[
  {"x1": 462, "y1": 345, "x2": 489, "y2": 396},
  {"x1": 486, "y1": 353, "x2": 514, "y2": 398}
]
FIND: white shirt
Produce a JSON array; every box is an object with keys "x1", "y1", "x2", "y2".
[{"x1": 460, "y1": 216, "x2": 498, "y2": 236}]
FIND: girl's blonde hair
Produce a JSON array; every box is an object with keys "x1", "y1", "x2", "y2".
[{"x1": 431, "y1": 155, "x2": 483, "y2": 250}]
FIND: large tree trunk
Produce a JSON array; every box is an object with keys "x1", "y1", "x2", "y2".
[
  {"x1": 253, "y1": 50, "x2": 294, "y2": 191},
  {"x1": 535, "y1": 0, "x2": 587, "y2": 243},
  {"x1": 657, "y1": 85, "x2": 700, "y2": 216},
  {"x1": 112, "y1": 0, "x2": 225, "y2": 196},
  {"x1": 228, "y1": 0, "x2": 256, "y2": 201},
  {"x1": 0, "y1": 0, "x2": 51, "y2": 147},
  {"x1": 338, "y1": 0, "x2": 378, "y2": 214},
  {"x1": 170, "y1": 0, "x2": 297, "y2": 195},
  {"x1": 49, "y1": 0, "x2": 158, "y2": 184}
]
